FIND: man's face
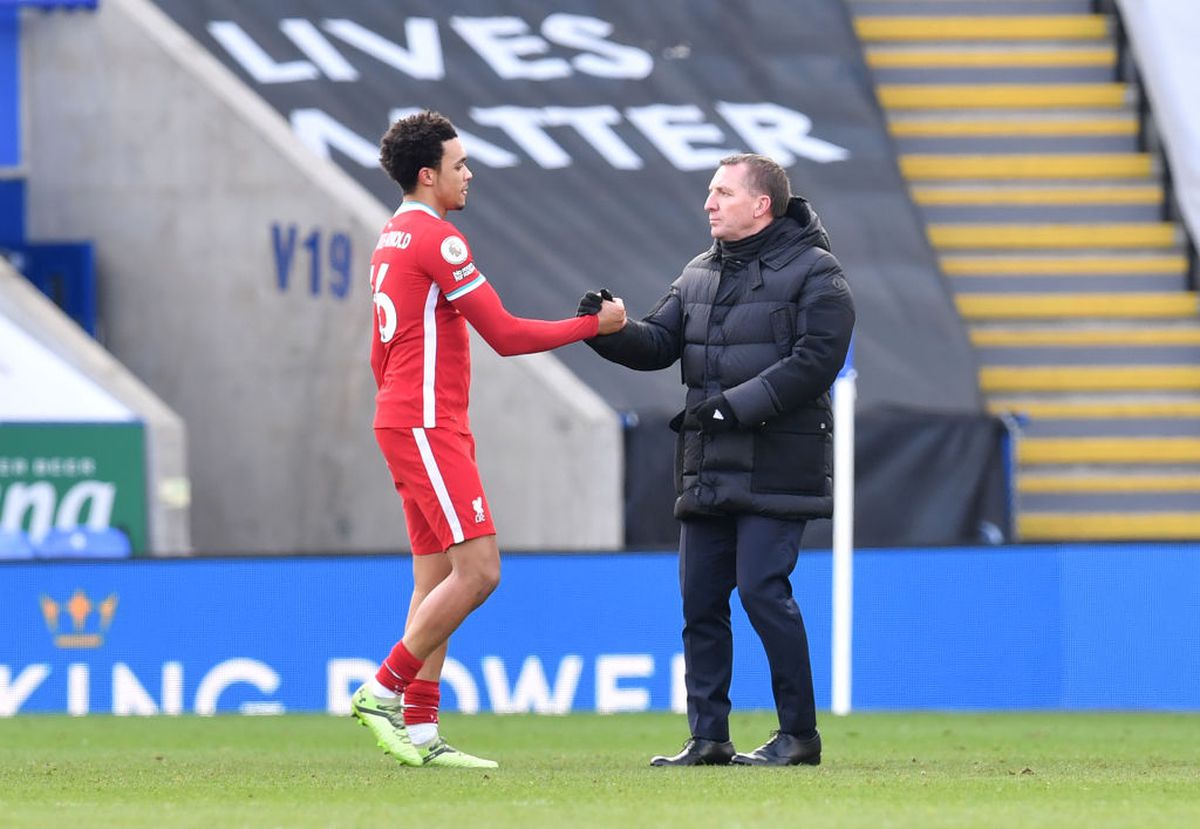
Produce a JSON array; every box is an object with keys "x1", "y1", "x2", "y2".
[
  {"x1": 430, "y1": 137, "x2": 472, "y2": 212},
  {"x1": 704, "y1": 163, "x2": 770, "y2": 242}
]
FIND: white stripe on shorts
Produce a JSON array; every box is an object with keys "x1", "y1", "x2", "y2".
[{"x1": 411, "y1": 427, "x2": 465, "y2": 545}]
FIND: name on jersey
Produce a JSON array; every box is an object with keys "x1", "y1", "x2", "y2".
[
  {"x1": 375, "y1": 230, "x2": 413, "y2": 250},
  {"x1": 452, "y1": 262, "x2": 476, "y2": 282}
]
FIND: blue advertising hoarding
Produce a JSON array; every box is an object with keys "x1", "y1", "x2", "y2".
[{"x1": 2, "y1": 544, "x2": 1199, "y2": 715}]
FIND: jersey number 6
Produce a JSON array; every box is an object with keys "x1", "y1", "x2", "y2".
[{"x1": 370, "y1": 263, "x2": 397, "y2": 344}]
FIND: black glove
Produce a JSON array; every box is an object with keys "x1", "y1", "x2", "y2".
[
  {"x1": 577, "y1": 290, "x2": 602, "y2": 316},
  {"x1": 576, "y1": 288, "x2": 615, "y2": 316},
  {"x1": 696, "y1": 393, "x2": 738, "y2": 433}
]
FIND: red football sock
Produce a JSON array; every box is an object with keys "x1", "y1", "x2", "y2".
[
  {"x1": 376, "y1": 641, "x2": 424, "y2": 695},
  {"x1": 403, "y1": 678, "x2": 440, "y2": 726}
]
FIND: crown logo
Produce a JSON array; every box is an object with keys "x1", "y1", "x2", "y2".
[{"x1": 40, "y1": 589, "x2": 118, "y2": 649}]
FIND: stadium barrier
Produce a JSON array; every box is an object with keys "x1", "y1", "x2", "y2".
[{"x1": 3, "y1": 543, "x2": 1197, "y2": 716}]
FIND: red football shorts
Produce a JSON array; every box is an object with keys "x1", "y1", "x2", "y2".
[{"x1": 374, "y1": 427, "x2": 496, "y2": 555}]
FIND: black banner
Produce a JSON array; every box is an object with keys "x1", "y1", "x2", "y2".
[
  {"x1": 153, "y1": 0, "x2": 1003, "y2": 547},
  {"x1": 627, "y1": 408, "x2": 1010, "y2": 549},
  {"x1": 154, "y1": 0, "x2": 981, "y2": 414}
]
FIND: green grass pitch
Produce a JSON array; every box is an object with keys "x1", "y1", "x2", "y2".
[{"x1": 2, "y1": 711, "x2": 1198, "y2": 828}]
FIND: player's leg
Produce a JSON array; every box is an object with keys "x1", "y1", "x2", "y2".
[
  {"x1": 389, "y1": 535, "x2": 498, "y2": 767},
  {"x1": 399, "y1": 533, "x2": 499, "y2": 657},
  {"x1": 408, "y1": 552, "x2": 452, "y2": 673},
  {"x1": 402, "y1": 551, "x2": 450, "y2": 747},
  {"x1": 408, "y1": 550, "x2": 452, "y2": 680},
  {"x1": 361, "y1": 426, "x2": 500, "y2": 767},
  {"x1": 350, "y1": 477, "x2": 441, "y2": 767},
  {"x1": 385, "y1": 425, "x2": 499, "y2": 660}
]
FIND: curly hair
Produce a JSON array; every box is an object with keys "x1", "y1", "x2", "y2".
[
  {"x1": 720, "y1": 153, "x2": 792, "y2": 218},
  {"x1": 379, "y1": 111, "x2": 459, "y2": 193}
]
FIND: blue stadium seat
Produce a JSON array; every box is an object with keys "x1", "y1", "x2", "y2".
[
  {"x1": 34, "y1": 527, "x2": 132, "y2": 559},
  {"x1": 0, "y1": 528, "x2": 35, "y2": 559}
]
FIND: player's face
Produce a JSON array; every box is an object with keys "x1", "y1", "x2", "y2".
[
  {"x1": 704, "y1": 163, "x2": 769, "y2": 242},
  {"x1": 432, "y1": 137, "x2": 472, "y2": 213}
]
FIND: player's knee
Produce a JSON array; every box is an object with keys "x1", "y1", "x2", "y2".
[
  {"x1": 462, "y1": 558, "x2": 500, "y2": 602},
  {"x1": 478, "y1": 559, "x2": 501, "y2": 597}
]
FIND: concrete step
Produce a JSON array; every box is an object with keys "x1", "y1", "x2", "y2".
[
  {"x1": 982, "y1": 365, "x2": 1200, "y2": 393},
  {"x1": 898, "y1": 135, "x2": 1138, "y2": 154},
  {"x1": 953, "y1": 275, "x2": 1183, "y2": 294},
  {"x1": 941, "y1": 252, "x2": 1186, "y2": 276},
  {"x1": 1018, "y1": 511, "x2": 1200, "y2": 540},
  {"x1": 852, "y1": 1, "x2": 1097, "y2": 14},
  {"x1": 1021, "y1": 492, "x2": 1200, "y2": 512},
  {"x1": 855, "y1": 15, "x2": 1109, "y2": 42},
  {"x1": 1013, "y1": 415, "x2": 1200, "y2": 438},
  {"x1": 921, "y1": 204, "x2": 1162, "y2": 224},
  {"x1": 867, "y1": 44, "x2": 1115, "y2": 69},
  {"x1": 958, "y1": 292, "x2": 1197, "y2": 319},
  {"x1": 890, "y1": 113, "x2": 1136, "y2": 138},
  {"x1": 1018, "y1": 436, "x2": 1200, "y2": 464},
  {"x1": 1019, "y1": 472, "x2": 1200, "y2": 494},
  {"x1": 972, "y1": 325, "x2": 1200, "y2": 348},
  {"x1": 913, "y1": 183, "x2": 1159, "y2": 205},
  {"x1": 900, "y1": 153, "x2": 1153, "y2": 180},
  {"x1": 928, "y1": 222, "x2": 1178, "y2": 250},
  {"x1": 926, "y1": 203, "x2": 1171, "y2": 230},
  {"x1": 979, "y1": 326, "x2": 1200, "y2": 347},
  {"x1": 879, "y1": 82, "x2": 1127, "y2": 109},
  {"x1": 989, "y1": 395, "x2": 1200, "y2": 419},
  {"x1": 876, "y1": 66, "x2": 1119, "y2": 84},
  {"x1": 975, "y1": 344, "x2": 1200, "y2": 366}
]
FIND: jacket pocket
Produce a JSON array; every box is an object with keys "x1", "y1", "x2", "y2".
[
  {"x1": 751, "y1": 422, "x2": 829, "y2": 495},
  {"x1": 769, "y1": 306, "x2": 796, "y2": 358},
  {"x1": 668, "y1": 409, "x2": 686, "y2": 433}
]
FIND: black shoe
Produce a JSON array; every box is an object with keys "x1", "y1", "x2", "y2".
[
  {"x1": 732, "y1": 730, "x2": 821, "y2": 766},
  {"x1": 650, "y1": 737, "x2": 735, "y2": 766}
]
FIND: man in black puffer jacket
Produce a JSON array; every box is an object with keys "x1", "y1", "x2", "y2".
[{"x1": 578, "y1": 154, "x2": 854, "y2": 767}]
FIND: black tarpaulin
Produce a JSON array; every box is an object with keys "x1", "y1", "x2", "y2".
[{"x1": 153, "y1": 0, "x2": 1005, "y2": 547}]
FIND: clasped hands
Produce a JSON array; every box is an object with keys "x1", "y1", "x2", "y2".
[
  {"x1": 576, "y1": 288, "x2": 734, "y2": 432},
  {"x1": 576, "y1": 288, "x2": 627, "y2": 334}
]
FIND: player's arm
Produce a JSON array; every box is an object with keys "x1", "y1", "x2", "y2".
[
  {"x1": 451, "y1": 278, "x2": 603, "y2": 356},
  {"x1": 584, "y1": 286, "x2": 684, "y2": 371},
  {"x1": 424, "y1": 228, "x2": 622, "y2": 355}
]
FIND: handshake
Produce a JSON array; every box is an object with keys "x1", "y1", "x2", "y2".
[{"x1": 576, "y1": 288, "x2": 627, "y2": 335}]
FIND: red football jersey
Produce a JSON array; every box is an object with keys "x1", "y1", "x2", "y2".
[
  {"x1": 369, "y1": 201, "x2": 599, "y2": 431},
  {"x1": 370, "y1": 201, "x2": 484, "y2": 430}
]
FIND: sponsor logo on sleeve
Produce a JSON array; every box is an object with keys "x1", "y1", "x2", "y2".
[
  {"x1": 440, "y1": 236, "x2": 469, "y2": 265},
  {"x1": 451, "y1": 262, "x2": 477, "y2": 282}
]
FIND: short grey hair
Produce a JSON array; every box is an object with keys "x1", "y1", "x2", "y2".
[{"x1": 719, "y1": 153, "x2": 792, "y2": 218}]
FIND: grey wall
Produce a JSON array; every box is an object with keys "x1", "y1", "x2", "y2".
[
  {"x1": 0, "y1": 260, "x2": 191, "y2": 553},
  {"x1": 20, "y1": 0, "x2": 622, "y2": 553}
]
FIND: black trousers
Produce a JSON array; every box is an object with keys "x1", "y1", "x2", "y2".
[{"x1": 678, "y1": 513, "x2": 816, "y2": 742}]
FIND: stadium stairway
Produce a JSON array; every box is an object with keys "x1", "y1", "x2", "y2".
[{"x1": 849, "y1": 0, "x2": 1200, "y2": 541}]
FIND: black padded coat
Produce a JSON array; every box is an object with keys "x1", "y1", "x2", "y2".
[{"x1": 588, "y1": 197, "x2": 855, "y2": 521}]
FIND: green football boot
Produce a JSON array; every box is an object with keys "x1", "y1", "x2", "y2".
[
  {"x1": 350, "y1": 684, "x2": 421, "y2": 766},
  {"x1": 416, "y1": 736, "x2": 499, "y2": 768}
]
